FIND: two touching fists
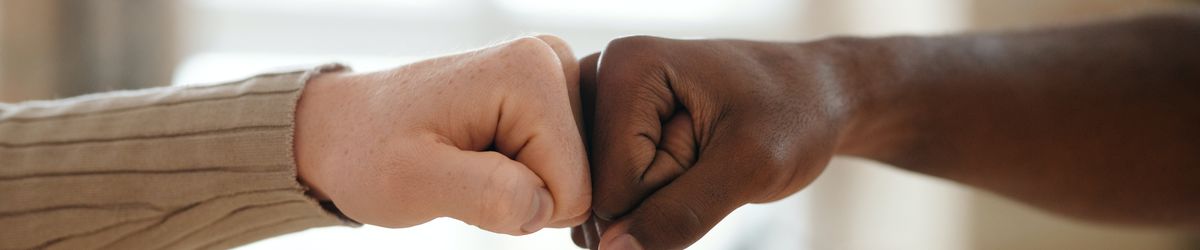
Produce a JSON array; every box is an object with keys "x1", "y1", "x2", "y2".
[{"x1": 294, "y1": 35, "x2": 850, "y2": 249}]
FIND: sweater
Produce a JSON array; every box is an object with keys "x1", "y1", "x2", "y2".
[{"x1": 0, "y1": 64, "x2": 353, "y2": 249}]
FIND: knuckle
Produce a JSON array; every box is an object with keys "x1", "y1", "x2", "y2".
[
  {"x1": 497, "y1": 37, "x2": 567, "y2": 90},
  {"x1": 597, "y1": 37, "x2": 672, "y2": 92},
  {"x1": 506, "y1": 36, "x2": 550, "y2": 51},
  {"x1": 505, "y1": 37, "x2": 559, "y2": 65},
  {"x1": 604, "y1": 36, "x2": 673, "y2": 65},
  {"x1": 608, "y1": 35, "x2": 666, "y2": 53},
  {"x1": 532, "y1": 34, "x2": 570, "y2": 51}
]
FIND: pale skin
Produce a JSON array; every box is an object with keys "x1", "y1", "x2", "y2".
[{"x1": 293, "y1": 35, "x2": 590, "y2": 235}]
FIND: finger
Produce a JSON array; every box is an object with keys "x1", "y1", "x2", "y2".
[
  {"x1": 590, "y1": 111, "x2": 698, "y2": 221},
  {"x1": 588, "y1": 40, "x2": 690, "y2": 220},
  {"x1": 532, "y1": 35, "x2": 593, "y2": 227},
  {"x1": 597, "y1": 147, "x2": 756, "y2": 250},
  {"x1": 582, "y1": 217, "x2": 600, "y2": 249},
  {"x1": 592, "y1": 217, "x2": 612, "y2": 247},
  {"x1": 493, "y1": 37, "x2": 592, "y2": 228},
  {"x1": 579, "y1": 52, "x2": 600, "y2": 135},
  {"x1": 428, "y1": 143, "x2": 553, "y2": 235},
  {"x1": 572, "y1": 226, "x2": 586, "y2": 248},
  {"x1": 646, "y1": 111, "x2": 697, "y2": 187},
  {"x1": 577, "y1": 53, "x2": 602, "y2": 250},
  {"x1": 532, "y1": 34, "x2": 584, "y2": 135}
]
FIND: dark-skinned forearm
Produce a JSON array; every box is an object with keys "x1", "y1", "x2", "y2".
[{"x1": 836, "y1": 10, "x2": 1200, "y2": 228}]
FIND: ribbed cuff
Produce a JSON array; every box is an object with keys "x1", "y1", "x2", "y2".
[{"x1": 0, "y1": 63, "x2": 355, "y2": 249}]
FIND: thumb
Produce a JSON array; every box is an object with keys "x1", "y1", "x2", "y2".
[
  {"x1": 429, "y1": 144, "x2": 554, "y2": 236},
  {"x1": 596, "y1": 168, "x2": 746, "y2": 250},
  {"x1": 595, "y1": 141, "x2": 757, "y2": 250}
]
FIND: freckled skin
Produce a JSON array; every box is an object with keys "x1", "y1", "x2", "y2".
[
  {"x1": 576, "y1": 11, "x2": 1200, "y2": 250},
  {"x1": 294, "y1": 36, "x2": 591, "y2": 236}
]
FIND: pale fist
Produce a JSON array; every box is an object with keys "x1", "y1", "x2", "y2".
[{"x1": 294, "y1": 36, "x2": 590, "y2": 235}]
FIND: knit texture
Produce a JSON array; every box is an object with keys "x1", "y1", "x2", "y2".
[{"x1": 0, "y1": 65, "x2": 350, "y2": 249}]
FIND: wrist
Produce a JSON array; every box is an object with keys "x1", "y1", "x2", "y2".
[
  {"x1": 294, "y1": 71, "x2": 346, "y2": 201},
  {"x1": 811, "y1": 35, "x2": 921, "y2": 161}
]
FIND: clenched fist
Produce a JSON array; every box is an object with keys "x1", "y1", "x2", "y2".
[
  {"x1": 294, "y1": 35, "x2": 591, "y2": 235},
  {"x1": 576, "y1": 36, "x2": 866, "y2": 249}
]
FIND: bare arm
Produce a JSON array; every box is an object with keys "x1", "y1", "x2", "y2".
[
  {"x1": 581, "y1": 9, "x2": 1200, "y2": 250},
  {"x1": 840, "y1": 9, "x2": 1200, "y2": 228}
]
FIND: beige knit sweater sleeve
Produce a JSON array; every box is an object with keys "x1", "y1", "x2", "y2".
[{"x1": 0, "y1": 65, "x2": 352, "y2": 250}]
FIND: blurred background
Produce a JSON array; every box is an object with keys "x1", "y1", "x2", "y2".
[{"x1": 2, "y1": 0, "x2": 1199, "y2": 249}]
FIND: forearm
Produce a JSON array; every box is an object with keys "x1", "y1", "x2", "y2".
[
  {"x1": 838, "y1": 10, "x2": 1200, "y2": 227},
  {"x1": 0, "y1": 66, "x2": 350, "y2": 249}
]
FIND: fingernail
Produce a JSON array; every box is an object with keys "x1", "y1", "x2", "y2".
[
  {"x1": 607, "y1": 234, "x2": 642, "y2": 250},
  {"x1": 521, "y1": 188, "x2": 553, "y2": 233}
]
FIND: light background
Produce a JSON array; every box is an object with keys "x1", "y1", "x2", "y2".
[{"x1": 2, "y1": 0, "x2": 1197, "y2": 249}]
